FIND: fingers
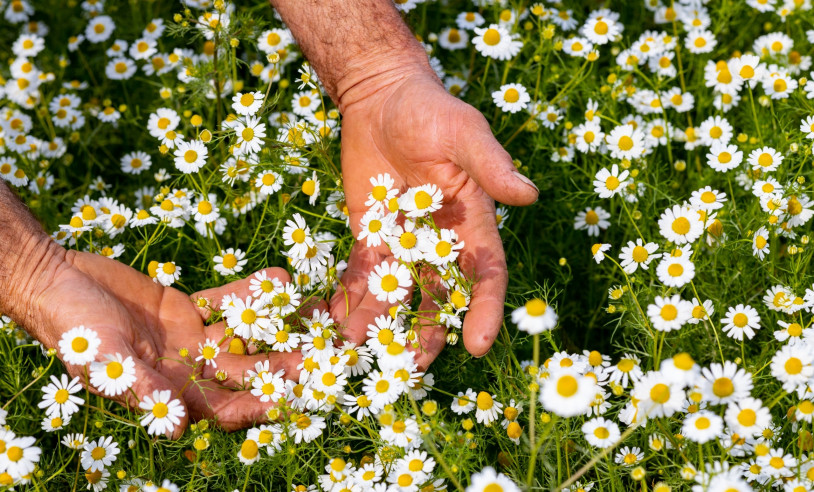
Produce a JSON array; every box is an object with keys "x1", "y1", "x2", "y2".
[
  {"x1": 451, "y1": 107, "x2": 538, "y2": 207},
  {"x1": 453, "y1": 201, "x2": 509, "y2": 358},
  {"x1": 329, "y1": 243, "x2": 388, "y2": 332},
  {"x1": 184, "y1": 380, "x2": 273, "y2": 431},
  {"x1": 410, "y1": 274, "x2": 447, "y2": 371},
  {"x1": 126, "y1": 358, "x2": 190, "y2": 440},
  {"x1": 200, "y1": 350, "x2": 302, "y2": 388},
  {"x1": 190, "y1": 267, "x2": 292, "y2": 321}
]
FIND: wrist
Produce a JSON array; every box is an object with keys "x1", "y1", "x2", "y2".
[
  {"x1": 335, "y1": 52, "x2": 438, "y2": 114},
  {"x1": 1, "y1": 232, "x2": 69, "y2": 335}
]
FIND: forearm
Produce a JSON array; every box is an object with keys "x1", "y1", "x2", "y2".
[
  {"x1": 0, "y1": 182, "x2": 66, "y2": 328},
  {"x1": 270, "y1": 0, "x2": 434, "y2": 109}
]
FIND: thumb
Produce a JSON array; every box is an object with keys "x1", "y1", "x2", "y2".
[
  {"x1": 127, "y1": 360, "x2": 189, "y2": 440},
  {"x1": 452, "y1": 109, "x2": 539, "y2": 206}
]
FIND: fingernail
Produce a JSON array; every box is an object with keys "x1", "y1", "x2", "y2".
[{"x1": 513, "y1": 171, "x2": 538, "y2": 192}]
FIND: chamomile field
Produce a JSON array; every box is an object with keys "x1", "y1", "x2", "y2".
[{"x1": 3, "y1": 0, "x2": 814, "y2": 491}]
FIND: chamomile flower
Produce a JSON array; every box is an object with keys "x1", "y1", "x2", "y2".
[
  {"x1": 492, "y1": 83, "x2": 530, "y2": 113},
  {"x1": 466, "y1": 467, "x2": 521, "y2": 492},
  {"x1": 387, "y1": 220, "x2": 425, "y2": 263},
  {"x1": 225, "y1": 296, "x2": 274, "y2": 340},
  {"x1": 541, "y1": 369, "x2": 597, "y2": 418},
  {"x1": 721, "y1": 304, "x2": 761, "y2": 340},
  {"x1": 421, "y1": 228, "x2": 464, "y2": 266},
  {"x1": 39, "y1": 373, "x2": 84, "y2": 418},
  {"x1": 251, "y1": 369, "x2": 286, "y2": 403},
  {"x1": 232, "y1": 91, "x2": 264, "y2": 116},
  {"x1": 770, "y1": 344, "x2": 814, "y2": 393},
  {"x1": 582, "y1": 16, "x2": 622, "y2": 45},
  {"x1": 656, "y1": 254, "x2": 695, "y2": 288},
  {"x1": 105, "y1": 57, "x2": 136, "y2": 80},
  {"x1": 582, "y1": 417, "x2": 621, "y2": 449},
  {"x1": 283, "y1": 213, "x2": 315, "y2": 258},
  {"x1": 256, "y1": 170, "x2": 283, "y2": 196},
  {"x1": 58, "y1": 325, "x2": 101, "y2": 366},
  {"x1": 138, "y1": 389, "x2": 186, "y2": 436},
  {"x1": 368, "y1": 261, "x2": 412, "y2": 304},
  {"x1": 606, "y1": 125, "x2": 645, "y2": 160},
  {"x1": 700, "y1": 361, "x2": 753, "y2": 405},
  {"x1": 725, "y1": 398, "x2": 771, "y2": 438},
  {"x1": 400, "y1": 184, "x2": 443, "y2": 218},
  {"x1": 647, "y1": 295, "x2": 692, "y2": 331},
  {"x1": 365, "y1": 173, "x2": 398, "y2": 214},
  {"x1": 658, "y1": 204, "x2": 704, "y2": 244},
  {"x1": 593, "y1": 164, "x2": 629, "y2": 198},
  {"x1": 619, "y1": 239, "x2": 659, "y2": 273},
  {"x1": 753, "y1": 226, "x2": 770, "y2": 260},
  {"x1": 213, "y1": 248, "x2": 247, "y2": 276},
  {"x1": 682, "y1": 411, "x2": 723, "y2": 443},
  {"x1": 473, "y1": 391, "x2": 503, "y2": 426},
  {"x1": 631, "y1": 372, "x2": 684, "y2": 418},
  {"x1": 234, "y1": 115, "x2": 266, "y2": 155},
  {"x1": 685, "y1": 28, "x2": 716, "y2": 54},
  {"x1": 438, "y1": 27, "x2": 469, "y2": 50},
  {"x1": 591, "y1": 243, "x2": 611, "y2": 263},
  {"x1": 81, "y1": 436, "x2": 119, "y2": 472},
  {"x1": 173, "y1": 139, "x2": 208, "y2": 174},
  {"x1": 357, "y1": 210, "x2": 395, "y2": 248},
  {"x1": 155, "y1": 261, "x2": 181, "y2": 286},
  {"x1": 690, "y1": 187, "x2": 727, "y2": 211},
  {"x1": 195, "y1": 339, "x2": 220, "y2": 368},
  {"x1": 574, "y1": 207, "x2": 610, "y2": 236},
  {"x1": 748, "y1": 147, "x2": 784, "y2": 172},
  {"x1": 89, "y1": 354, "x2": 137, "y2": 397},
  {"x1": 472, "y1": 24, "x2": 522, "y2": 60},
  {"x1": 511, "y1": 298, "x2": 558, "y2": 334}
]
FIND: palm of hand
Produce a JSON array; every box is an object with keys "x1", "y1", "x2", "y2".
[
  {"x1": 35, "y1": 251, "x2": 298, "y2": 436},
  {"x1": 332, "y1": 73, "x2": 538, "y2": 368}
]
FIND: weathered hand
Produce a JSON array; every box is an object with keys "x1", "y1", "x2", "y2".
[
  {"x1": 28, "y1": 251, "x2": 301, "y2": 437},
  {"x1": 330, "y1": 67, "x2": 538, "y2": 368}
]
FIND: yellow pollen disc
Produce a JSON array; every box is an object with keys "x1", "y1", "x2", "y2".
[
  {"x1": 673, "y1": 353, "x2": 694, "y2": 370},
  {"x1": 695, "y1": 417, "x2": 710, "y2": 430},
  {"x1": 152, "y1": 402, "x2": 169, "y2": 418},
  {"x1": 732, "y1": 313, "x2": 748, "y2": 328},
  {"x1": 694, "y1": 37, "x2": 706, "y2": 48},
  {"x1": 106, "y1": 361, "x2": 124, "y2": 378},
  {"x1": 770, "y1": 456, "x2": 784, "y2": 469},
  {"x1": 525, "y1": 299, "x2": 547, "y2": 316},
  {"x1": 240, "y1": 93, "x2": 255, "y2": 107},
  {"x1": 184, "y1": 150, "x2": 198, "y2": 163},
  {"x1": 649, "y1": 383, "x2": 670, "y2": 404},
  {"x1": 435, "y1": 241, "x2": 452, "y2": 257},
  {"x1": 617, "y1": 135, "x2": 634, "y2": 151},
  {"x1": 755, "y1": 236, "x2": 767, "y2": 249},
  {"x1": 291, "y1": 228, "x2": 306, "y2": 243},
  {"x1": 556, "y1": 375, "x2": 578, "y2": 397},
  {"x1": 503, "y1": 88, "x2": 520, "y2": 103},
  {"x1": 660, "y1": 304, "x2": 678, "y2": 321},
  {"x1": 631, "y1": 245, "x2": 649, "y2": 263},
  {"x1": 54, "y1": 388, "x2": 70, "y2": 404},
  {"x1": 584, "y1": 210, "x2": 599, "y2": 225},
  {"x1": 758, "y1": 153, "x2": 773, "y2": 167},
  {"x1": 737, "y1": 409, "x2": 756, "y2": 426},
  {"x1": 785, "y1": 357, "x2": 803, "y2": 375},
  {"x1": 375, "y1": 380, "x2": 389, "y2": 393},
  {"x1": 380, "y1": 274, "x2": 398, "y2": 292},
  {"x1": 712, "y1": 378, "x2": 734, "y2": 397},
  {"x1": 241, "y1": 127, "x2": 254, "y2": 141},
  {"x1": 476, "y1": 391, "x2": 494, "y2": 410},
  {"x1": 222, "y1": 254, "x2": 238, "y2": 269},
  {"x1": 241, "y1": 309, "x2": 257, "y2": 324},
  {"x1": 91, "y1": 447, "x2": 106, "y2": 460},
  {"x1": 483, "y1": 28, "x2": 501, "y2": 46},
  {"x1": 255, "y1": 173, "x2": 276, "y2": 188},
  {"x1": 302, "y1": 180, "x2": 316, "y2": 196},
  {"x1": 739, "y1": 65, "x2": 755, "y2": 78},
  {"x1": 72, "y1": 337, "x2": 89, "y2": 353},
  {"x1": 788, "y1": 323, "x2": 803, "y2": 337},
  {"x1": 672, "y1": 217, "x2": 691, "y2": 235},
  {"x1": 241, "y1": 439, "x2": 259, "y2": 459}
]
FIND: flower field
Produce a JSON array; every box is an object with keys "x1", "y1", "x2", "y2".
[{"x1": 3, "y1": 0, "x2": 814, "y2": 491}]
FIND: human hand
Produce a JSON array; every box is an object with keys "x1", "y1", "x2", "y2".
[
  {"x1": 330, "y1": 65, "x2": 539, "y2": 368},
  {"x1": 26, "y1": 250, "x2": 301, "y2": 437}
]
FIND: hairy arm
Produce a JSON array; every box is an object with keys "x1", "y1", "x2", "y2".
[{"x1": 269, "y1": 0, "x2": 435, "y2": 109}]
